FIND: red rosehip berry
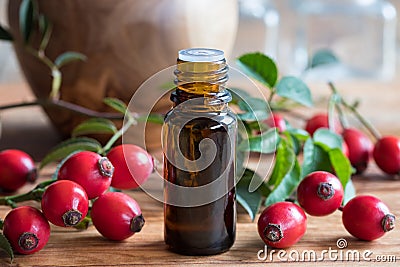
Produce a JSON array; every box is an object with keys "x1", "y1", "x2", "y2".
[
  {"x1": 305, "y1": 113, "x2": 341, "y2": 136},
  {"x1": 342, "y1": 141, "x2": 349, "y2": 158},
  {"x1": 41, "y1": 180, "x2": 89, "y2": 227},
  {"x1": 58, "y1": 151, "x2": 114, "y2": 199},
  {"x1": 0, "y1": 149, "x2": 37, "y2": 192},
  {"x1": 297, "y1": 171, "x2": 344, "y2": 216},
  {"x1": 342, "y1": 128, "x2": 373, "y2": 174},
  {"x1": 265, "y1": 113, "x2": 286, "y2": 132},
  {"x1": 91, "y1": 192, "x2": 145, "y2": 241},
  {"x1": 342, "y1": 195, "x2": 395, "y2": 241},
  {"x1": 107, "y1": 144, "x2": 153, "y2": 190},
  {"x1": 257, "y1": 202, "x2": 307, "y2": 248},
  {"x1": 3, "y1": 206, "x2": 50, "y2": 254},
  {"x1": 373, "y1": 136, "x2": 400, "y2": 175}
]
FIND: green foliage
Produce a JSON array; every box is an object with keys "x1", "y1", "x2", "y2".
[
  {"x1": 238, "y1": 128, "x2": 279, "y2": 154},
  {"x1": 103, "y1": 97, "x2": 128, "y2": 114},
  {"x1": 72, "y1": 118, "x2": 118, "y2": 137},
  {"x1": 19, "y1": 0, "x2": 34, "y2": 43},
  {"x1": 40, "y1": 137, "x2": 102, "y2": 169},
  {"x1": 265, "y1": 159, "x2": 301, "y2": 206},
  {"x1": 276, "y1": 76, "x2": 313, "y2": 107},
  {"x1": 309, "y1": 49, "x2": 339, "y2": 69},
  {"x1": 54, "y1": 52, "x2": 87, "y2": 68},
  {"x1": 236, "y1": 52, "x2": 278, "y2": 88},
  {"x1": 0, "y1": 233, "x2": 13, "y2": 263},
  {"x1": 236, "y1": 169, "x2": 264, "y2": 221}
]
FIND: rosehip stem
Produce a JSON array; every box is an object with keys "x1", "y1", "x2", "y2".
[
  {"x1": 328, "y1": 82, "x2": 381, "y2": 141},
  {"x1": 100, "y1": 115, "x2": 137, "y2": 154},
  {"x1": 0, "y1": 180, "x2": 56, "y2": 208}
]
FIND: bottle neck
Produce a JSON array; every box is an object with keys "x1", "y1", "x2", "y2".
[{"x1": 172, "y1": 59, "x2": 230, "y2": 106}]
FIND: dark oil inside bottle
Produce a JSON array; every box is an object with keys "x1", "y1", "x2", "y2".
[{"x1": 163, "y1": 83, "x2": 237, "y2": 255}]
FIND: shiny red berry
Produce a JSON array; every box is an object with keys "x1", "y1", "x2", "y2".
[
  {"x1": 265, "y1": 113, "x2": 286, "y2": 132},
  {"x1": 0, "y1": 149, "x2": 37, "y2": 192},
  {"x1": 342, "y1": 128, "x2": 373, "y2": 174},
  {"x1": 41, "y1": 180, "x2": 89, "y2": 227},
  {"x1": 91, "y1": 192, "x2": 145, "y2": 241},
  {"x1": 305, "y1": 113, "x2": 341, "y2": 136},
  {"x1": 297, "y1": 171, "x2": 343, "y2": 216},
  {"x1": 373, "y1": 136, "x2": 400, "y2": 175},
  {"x1": 3, "y1": 206, "x2": 50, "y2": 254},
  {"x1": 257, "y1": 202, "x2": 307, "y2": 248},
  {"x1": 107, "y1": 144, "x2": 153, "y2": 190},
  {"x1": 58, "y1": 151, "x2": 114, "y2": 199},
  {"x1": 342, "y1": 195, "x2": 395, "y2": 241}
]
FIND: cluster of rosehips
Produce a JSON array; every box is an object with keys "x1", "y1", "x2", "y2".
[
  {"x1": 305, "y1": 113, "x2": 400, "y2": 175},
  {"x1": 0, "y1": 144, "x2": 154, "y2": 255},
  {"x1": 257, "y1": 171, "x2": 396, "y2": 249}
]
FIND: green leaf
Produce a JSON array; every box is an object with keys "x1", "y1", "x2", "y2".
[
  {"x1": 237, "y1": 110, "x2": 269, "y2": 122},
  {"x1": 329, "y1": 148, "x2": 352, "y2": 189},
  {"x1": 238, "y1": 128, "x2": 279, "y2": 154},
  {"x1": 137, "y1": 113, "x2": 164, "y2": 125},
  {"x1": 237, "y1": 169, "x2": 263, "y2": 221},
  {"x1": 236, "y1": 52, "x2": 278, "y2": 88},
  {"x1": 238, "y1": 168, "x2": 270, "y2": 196},
  {"x1": 103, "y1": 97, "x2": 128, "y2": 114},
  {"x1": 40, "y1": 137, "x2": 102, "y2": 169},
  {"x1": 54, "y1": 52, "x2": 87, "y2": 68},
  {"x1": 285, "y1": 128, "x2": 310, "y2": 142},
  {"x1": 0, "y1": 233, "x2": 14, "y2": 263},
  {"x1": 343, "y1": 179, "x2": 356, "y2": 205},
  {"x1": 0, "y1": 26, "x2": 13, "y2": 41},
  {"x1": 38, "y1": 14, "x2": 51, "y2": 51},
  {"x1": 238, "y1": 97, "x2": 269, "y2": 112},
  {"x1": 276, "y1": 76, "x2": 313, "y2": 107},
  {"x1": 268, "y1": 139, "x2": 295, "y2": 187},
  {"x1": 19, "y1": 0, "x2": 34, "y2": 43},
  {"x1": 228, "y1": 87, "x2": 251, "y2": 105},
  {"x1": 283, "y1": 131, "x2": 301, "y2": 155},
  {"x1": 301, "y1": 139, "x2": 332, "y2": 177},
  {"x1": 72, "y1": 118, "x2": 117, "y2": 137},
  {"x1": 265, "y1": 158, "x2": 301, "y2": 206},
  {"x1": 309, "y1": 49, "x2": 339, "y2": 69},
  {"x1": 313, "y1": 128, "x2": 343, "y2": 150}
]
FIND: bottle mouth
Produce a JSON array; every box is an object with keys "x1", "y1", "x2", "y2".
[{"x1": 178, "y1": 48, "x2": 225, "y2": 62}]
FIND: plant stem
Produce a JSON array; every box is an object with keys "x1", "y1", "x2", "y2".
[
  {"x1": 328, "y1": 82, "x2": 381, "y2": 140},
  {"x1": 100, "y1": 115, "x2": 137, "y2": 154},
  {"x1": 268, "y1": 89, "x2": 276, "y2": 104},
  {"x1": 0, "y1": 180, "x2": 56, "y2": 208},
  {"x1": 0, "y1": 99, "x2": 124, "y2": 120},
  {"x1": 327, "y1": 82, "x2": 349, "y2": 129}
]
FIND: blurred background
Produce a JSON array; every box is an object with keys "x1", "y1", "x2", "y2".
[{"x1": 1, "y1": 0, "x2": 400, "y2": 83}]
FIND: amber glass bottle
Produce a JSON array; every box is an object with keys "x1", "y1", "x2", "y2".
[{"x1": 163, "y1": 48, "x2": 237, "y2": 255}]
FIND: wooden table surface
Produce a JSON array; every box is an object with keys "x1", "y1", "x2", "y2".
[{"x1": 0, "y1": 82, "x2": 400, "y2": 266}]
